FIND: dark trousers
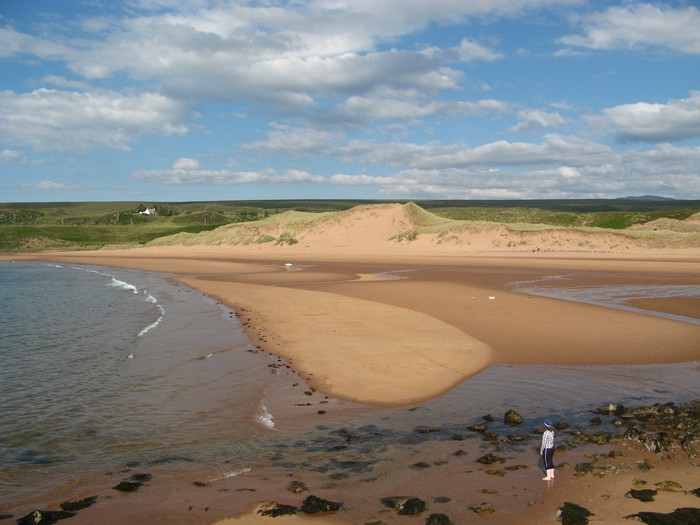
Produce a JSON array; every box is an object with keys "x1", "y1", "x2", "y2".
[{"x1": 543, "y1": 447, "x2": 555, "y2": 470}]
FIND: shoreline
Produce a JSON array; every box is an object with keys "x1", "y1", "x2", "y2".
[{"x1": 2, "y1": 245, "x2": 699, "y2": 524}]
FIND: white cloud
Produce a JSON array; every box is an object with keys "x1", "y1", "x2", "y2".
[
  {"x1": 510, "y1": 109, "x2": 567, "y2": 132},
  {"x1": 173, "y1": 157, "x2": 200, "y2": 169},
  {"x1": 0, "y1": 88, "x2": 191, "y2": 152},
  {"x1": 590, "y1": 91, "x2": 700, "y2": 143},
  {"x1": 22, "y1": 180, "x2": 81, "y2": 190},
  {"x1": 0, "y1": 149, "x2": 24, "y2": 164},
  {"x1": 133, "y1": 166, "x2": 324, "y2": 185},
  {"x1": 560, "y1": 3, "x2": 700, "y2": 54}
]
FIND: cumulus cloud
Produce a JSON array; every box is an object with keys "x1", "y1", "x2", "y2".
[
  {"x1": 590, "y1": 91, "x2": 700, "y2": 143},
  {"x1": 173, "y1": 157, "x2": 200, "y2": 169},
  {"x1": 133, "y1": 165, "x2": 325, "y2": 185},
  {"x1": 22, "y1": 180, "x2": 81, "y2": 190},
  {"x1": 0, "y1": 88, "x2": 192, "y2": 152},
  {"x1": 559, "y1": 3, "x2": 700, "y2": 54},
  {"x1": 0, "y1": 149, "x2": 24, "y2": 164},
  {"x1": 510, "y1": 109, "x2": 567, "y2": 132}
]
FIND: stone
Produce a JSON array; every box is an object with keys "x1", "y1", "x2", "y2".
[
  {"x1": 300, "y1": 495, "x2": 343, "y2": 513},
  {"x1": 504, "y1": 409, "x2": 523, "y2": 426},
  {"x1": 476, "y1": 452, "x2": 505, "y2": 465},
  {"x1": 624, "y1": 507, "x2": 700, "y2": 524},
  {"x1": 257, "y1": 502, "x2": 298, "y2": 517},
  {"x1": 17, "y1": 510, "x2": 76, "y2": 525},
  {"x1": 574, "y1": 462, "x2": 594, "y2": 474},
  {"x1": 425, "y1": 513, "x2": 451, "y2": 525},
  {"x1": 287, "y1": 480, "x2": 308, "y2": 493},
  {"x1": 467, "y1": 502, "x2": 495, "y2": 514},
  {"x1": 655, "y1": 481, "x2": 682, "y2": 492},
  {"x1": 625, "y1": 489, "x2": 657, "y2": 502},
  {"x1": 380, "y1": 496, "x2": 426, "y2": 515},
  {"x1": 113, "y1": 481, "x2": 142, "y2": 492},
  {"x1": 59, "y1": 496, "x2": 97, "y2": 512},
  {"x1": 556, "y1": 502, "x2": 593, "y2": 525}
]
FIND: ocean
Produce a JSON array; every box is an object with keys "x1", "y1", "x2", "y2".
[{"x1": 1, "y1": 261, "x2": 698, "y2": 521}]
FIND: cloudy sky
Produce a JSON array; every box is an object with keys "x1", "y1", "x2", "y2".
[{"x1": 1, "y1": 0, "x2": 699, "y2": 202}]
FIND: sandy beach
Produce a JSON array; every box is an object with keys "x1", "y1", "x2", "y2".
[{"x1": 2, "y1": 204, "x2": 699, "y2": 523}]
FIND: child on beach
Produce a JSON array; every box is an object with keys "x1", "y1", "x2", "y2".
[{"x1": 540, "y1": 420, "x2": 555, "y2": 480}]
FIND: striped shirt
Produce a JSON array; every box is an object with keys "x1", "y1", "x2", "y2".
[{"x1": 540, "y1": 429, "x2": 555, "y2": 453}]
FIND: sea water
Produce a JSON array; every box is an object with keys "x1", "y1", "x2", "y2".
[{"x1": 0, "y1": 262, "x2": 283, "y2": 512}]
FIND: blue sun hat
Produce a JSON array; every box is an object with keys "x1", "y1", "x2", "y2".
[{"x1": 544, "y1": 420, "x2": 554, "y2": 428}]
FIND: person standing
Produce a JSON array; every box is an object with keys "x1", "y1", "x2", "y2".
[{"x1": 540, "y1": 420, "x2": 555, "y2": 480}]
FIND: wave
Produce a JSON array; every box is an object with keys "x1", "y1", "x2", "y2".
[
  {"x1": 255, "y1": 402, "x2": 275, "y2": 430},
  {"x1": 138, "y1": 304, "x2": 165, "y2": 337},
  {"x1": 210, "y1": 467, "x2": 252, "y2": 481}
]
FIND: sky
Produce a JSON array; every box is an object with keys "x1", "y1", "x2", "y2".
[{"x1": 1, "y1": 0, "x2": 699, "y2": 203}]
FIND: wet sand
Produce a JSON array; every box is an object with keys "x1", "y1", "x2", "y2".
[{"x1": 3, "y1": 244, "x2": 699, "y2": 524}]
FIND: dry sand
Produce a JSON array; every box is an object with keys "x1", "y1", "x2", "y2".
[{"x1": 3, "y1": 203, "x2": 699, "y2": 524}]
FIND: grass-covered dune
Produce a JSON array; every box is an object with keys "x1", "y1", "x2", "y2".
[{"x1": 1, "y1": 199, "x2": 699, "y2": 252}]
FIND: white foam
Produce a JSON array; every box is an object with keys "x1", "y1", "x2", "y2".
[
  {"x1": 211, "y1": 467, "x2": 252, "y2": 481},
  {"x1": 255, "y1": 402, "x2": 275, "y2": 429},
  {"x1": 144, "y1": 294, "x2": 157, "y2": 304},
  {"x1": 108, "y1": 277, "x2": 139, "y2": 294},
  {"x1": 137, "y1": 304, "x2": 165, "y2": 337}
]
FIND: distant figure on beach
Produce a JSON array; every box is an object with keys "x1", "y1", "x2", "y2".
[{"x1": 540, "y1": 420, "x2": 555, "y2": 480}]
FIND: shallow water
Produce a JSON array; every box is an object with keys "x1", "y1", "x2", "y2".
[{"x1": 0, "y1": 262, "x2": 282, "y2": 512}]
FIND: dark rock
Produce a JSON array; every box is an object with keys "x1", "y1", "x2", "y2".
[
  {"x1": 257, "y1": 502, "x2": 298, "y2": 517},
  {"x1": 59, "y1": 496, "x2": 97, "y2": 511},
  {"x1": 637, "y1": 459, "x2": 653, "y2": 471},
  {"x1": 506, "y1": 434, "x2": 530, "y2": 443},
  {"x1": 504, "y1": 409, "x2": 523, "y2": 426},
  {"x1": 425, "y1": 513, "x2": 451, "y2": 525},
  {"x1": 410, "y1": 461, "x2": 432, "y2": 470},
  {"x1": 452, "y1": 449, "x2": 467, "y2": 457},
  {"x1": 416, "y1": 426, "x2": 441, "y2": 434},
  {"x1": 113, "y1": 481, "x2": 142, "y2": 492},
  {"x1": 450, "y1": 434, "x2": 464, "y2": 441},
  {"x1": 483, "y1": 414, "x2": 495, "y2": 422},
  {"x1": 468, "y1": 422, "x2": 489, "y2": 432},
  {"x1": 589, "y1": 416, "x2": 602, "y2": 426},
  {"x1": 300, "y1": 495, "x2": 343, "y2": 513},
  {"x1": 380, "y1": 496, "x2": 426, "y2": 515},
  {"x1": 690, "y1": 487, "x2": 700, "y2": 497},
  {"x1": 597, "y1": 403, "x2": 625, "y2": 415},
  {"x1": 624, "y1": 507, "x2": 700, "y2": 524},
  {"x1": 129, "y1": 473, "x2": 152, "y2": 482},
  {"x1": 17, "y1": 510, "x2": 76, "y2": 525},
  {"x1": 476, "y1": 453, "x2": 505, "y2": 465},
  {"x1": 626, "y1": 489, "x2": 657, "y2": 502},
  {"x1": 0, "y1": 515, "x2": 13, "y2": 521},
  {"x1": 434, "y1": 496, "x2": 451, "y2": 503},
  {"x1": 557, "y1": 502, "x2": 593, "y2": 525},
  {"x1": 574, "y1": 462, "x2": 594, "y2": 474}
]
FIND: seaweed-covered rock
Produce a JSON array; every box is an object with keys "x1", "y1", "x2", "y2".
[
  {"x1": 624, "y1": 507, "x2": 700, "y2": 524},
  {"x1": 468, "y1": 422, "x2": 489, "y2": 432},
  {"x1": 557, "y1": 502, "x2": 593, "y2": 525},
  {"x1": 574, "y1": 462, "x2": 594, "y2": 474},
  {"x1": 257, "y1": 502, "x2": 298, "y2": 517},
  {"x1": 598, "y1": 403, "x2": 625, "y2": 415},
  {"x1": 425, "y1": 513, "x2": 451, "y2": 525},
  {"x1": 504, "y1": 409, "x2": 523, "y2": 426},
  {"x1": 476, "y1": 452, "x2": 505, "y2": 465},
  {"x1": 626, "y1": 489, "x2": 657, "y2": 502},
  {"x1": 380, "y1": 496, "x2": 426, "y2": 515},
  {"x1": 113, "y1": 481, "x2": 142, "y2": 492},
  {"x1": 287, "y1": 480, "x2": 308, "y2": 493},
  {"x1": 300, "y1": 495, "x2": 343, "y2": 514},
  {"x1": 17, "y1": 510, "x2": 76, "y2": 525},
  {"x1": 467, "y1": 502, "x2": 495, "y2": 514},
  {"x1": 59, "y1": 496, "x2": 97, "y2": 512}
]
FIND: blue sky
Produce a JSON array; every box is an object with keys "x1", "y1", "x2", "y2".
[{"x1": 1, "y1": 0, "x2": 699, "y2": 202}]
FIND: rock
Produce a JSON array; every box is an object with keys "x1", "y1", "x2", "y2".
[
  {"x1": 410, "y1": 461, "x2": 432, "y2": 470},
  {"x1": 636, "y1": 459, "x2": 653, "y2": 471},
  {"x1": 300, "y1": 495, "x2": 343, "y2": 513},
  {"x1": 129, "y1": 473, "x2": 152, "y2": 483},
  {"x1": 504, "y1": 409, "x2": 523, "y2": 426},
  {"x1": 624, "y1": 507, "x2": 700, "y2": 524},
  {"x1": 287, "y1": 480, "x2": 308, "y2": 493},
  {"x1": 425, "y1": 513, "x2": 451, "y2": 525},
  {"x1": 598, "y1": 403, "x2": 625, "y2": 415},
  {"x1": 380, "y1": 496, "x2": 426, "y2": 515},
  {"x1": 416, "y1": 426, "x2": 441, "y2": 434},
  {"x1": 59, "y1": 496, "x2": 97, "y2": 511},
  {"x1": 556, "y1": 502, "x2": 593, "y2": 525},
  {"x1": 625, "y1": 489, "x2": 657, "y2": 502},
  {"x1": 574, "y1": 462, "x2": 594, "y2": 474},
  {"x1": 655, "y1": 481, "x2": 683, "y2": 492},
  {"x1": 467, "y1": 502, "x2": 495, "y2": 514},
  {"x1": 589, "y1": 416, "x2": 602, "y2": 426},
  {"x1": 17, "y1": 510, "x2": 76, "y2": 525},
  {"x1": 257, "y1": 502, "x2": 298, "y2": 517},
  {"x1": 113, "y1": 481, "x2": 142, "y2": 492},
  {"x1": 468, "y1": 422, "x2": 489, "y2": 432},
  {"x1": 690, "y1": 487, "x2": 700, "y2": 497},
  {"x1": 476, "y1": 453, "x2": 505, "y2": 465}
]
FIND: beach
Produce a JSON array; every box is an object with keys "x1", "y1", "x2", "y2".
[{"x1": 2, "y1": 204, "x2": 699, "y2": 524}]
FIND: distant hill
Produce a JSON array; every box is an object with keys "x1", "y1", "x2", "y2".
[{"x1": 619, "y1": 195, "x2": 676, "y2": 201}]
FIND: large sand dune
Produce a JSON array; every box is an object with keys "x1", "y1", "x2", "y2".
[{"x1": 147, "y1": 203, "x2": 700, "y2": 255}]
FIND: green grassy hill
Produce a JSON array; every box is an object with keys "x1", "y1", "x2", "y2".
[{"x1": 1, "y1": 199, "x2": 698, "y2": 252}]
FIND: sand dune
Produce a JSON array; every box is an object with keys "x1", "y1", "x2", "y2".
[{"x1": 147, "y1": 203, "x2": 700, "y2": 255}]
